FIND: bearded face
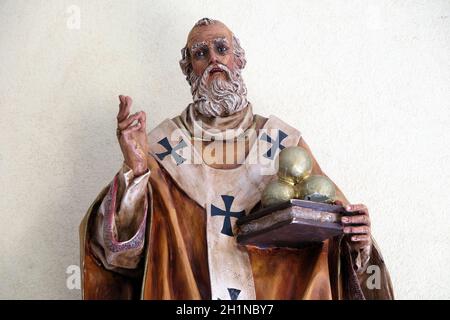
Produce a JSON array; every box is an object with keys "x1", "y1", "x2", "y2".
[
  {"x1": 180, "y1": 19, "x2": 249, "y2": 117},
  {"x1": 189, "y1": 62, "x2": 248, "y2": 117}
]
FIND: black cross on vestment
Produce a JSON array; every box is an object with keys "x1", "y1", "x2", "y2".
[
  {"x1": 155, "y1": 137, "x2": 187, "y2": 165},
  {"x1": 210, "y1": 195, "x2": 245, "y2": 237},
  {"x1": 217, "y1": 288, "x2": 241, "y2": 300},
  {"x1": 227, "y1": 288, "x2": 241, "y2": 300},
  {"x1": 260, "y1": 129, "x2": 288, "y2": 159}
]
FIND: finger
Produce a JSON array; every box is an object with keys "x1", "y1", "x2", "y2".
[
  {"x1": 118, "y1": 95, "x2": 125, "y2": 105},
  {"x1": 126, "y1": 111, "x2": 147, "y2": 133},
  {"x1": 341, "y1": 214, "x2": 370, "y2": 226},
  {"x1": 343, "y1": 225, "x2": 370, "y2": 235},
  {"x1": 138, "y1": 111, "x2": 147, "y2": 131},
  {"x1": 334, "y1": 199, "x2": 345, "y2": 206},
  {"x1": 121, "y1": 122, "x2": 141, "y2": 136},
  {"x1": 117, "y1": 95, "x2": 125, "y2": 120},
  {"x1": 117, "y1": 95, "x2": 133, "y2": 122},
  {"x1": 123, "y1": 111, "x2": 146, "y2": 131},
  {"x1": 350, "y1": 234, "x2": 370, "y2": 242},
  {"x1": 125, "y1": 96, "x2": 133, "y2": 108},
  {"x1": 118, "y1": 112, "x2": 140, "y2": 130},
  {"x1": 345, "y1": 204, "x2": 369, "y2": 215}
]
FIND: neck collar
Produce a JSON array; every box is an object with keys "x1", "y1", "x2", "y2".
[{"x1": 179, "y1": 102, "x2": 255, "y2": 141}]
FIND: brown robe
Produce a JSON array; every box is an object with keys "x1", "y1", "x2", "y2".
[{"x1": 79, "y1": 110, "x2": 394, "y2": 300}]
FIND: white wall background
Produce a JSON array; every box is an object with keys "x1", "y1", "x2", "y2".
[{"x1": 0, "y1": 0, "x2": 449, "y2": 299}]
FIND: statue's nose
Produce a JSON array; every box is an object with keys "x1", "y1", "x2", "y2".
[{"x1": 209, "y1": 51, "x2": 220, "y2": 64}]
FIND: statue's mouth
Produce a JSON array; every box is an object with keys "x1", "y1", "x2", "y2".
[{"x1": 209, "y1": 67, "x2": 224, "y2": 75}]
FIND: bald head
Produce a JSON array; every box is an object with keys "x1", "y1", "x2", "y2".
[{"x1": 187, "y1": 19, "x2": 233, "y2": 52}]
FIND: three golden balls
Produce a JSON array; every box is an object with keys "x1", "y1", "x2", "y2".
[{"x1": 261, "y1": 146, "x2": 337, "y2": 207}]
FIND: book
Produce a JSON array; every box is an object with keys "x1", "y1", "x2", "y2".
[{"x1": 236, "y1": 199, "x2": 347, "y2": 249}]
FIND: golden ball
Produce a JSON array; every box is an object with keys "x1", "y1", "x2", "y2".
[
  {"x1": 277, "y1": 146, "x2": 313, "y2": 184},
  {"x1": 261, "y1": 179, "x2": 296, "y2": 207},
  {"x1": 295, "y1": 175, "x2": 336, "y2": 203}
]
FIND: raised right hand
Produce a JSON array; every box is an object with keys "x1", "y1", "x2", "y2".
[{"x1": 116, "y1": 95, "x2": 149, "y2": 176}]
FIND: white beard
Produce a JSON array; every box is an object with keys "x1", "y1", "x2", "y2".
[{"x1": 189, "y1": 63, "x2": 248, "y2": 117}]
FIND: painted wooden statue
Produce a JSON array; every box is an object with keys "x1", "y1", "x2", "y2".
[{"x1": 80, "y1": 18, "x2": 394, "y2": 300}]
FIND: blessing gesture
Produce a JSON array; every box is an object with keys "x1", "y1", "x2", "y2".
[{"x1": 116, "y1": 95, "x2": 149, "y2": 176}]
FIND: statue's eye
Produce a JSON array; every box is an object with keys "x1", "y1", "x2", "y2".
[
  {"x1": 194, "y1": 49, "x2": 207, "y2": 59},
  {"x1": 217, "y1": 45, "x2": 228, "y2": 54}
]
